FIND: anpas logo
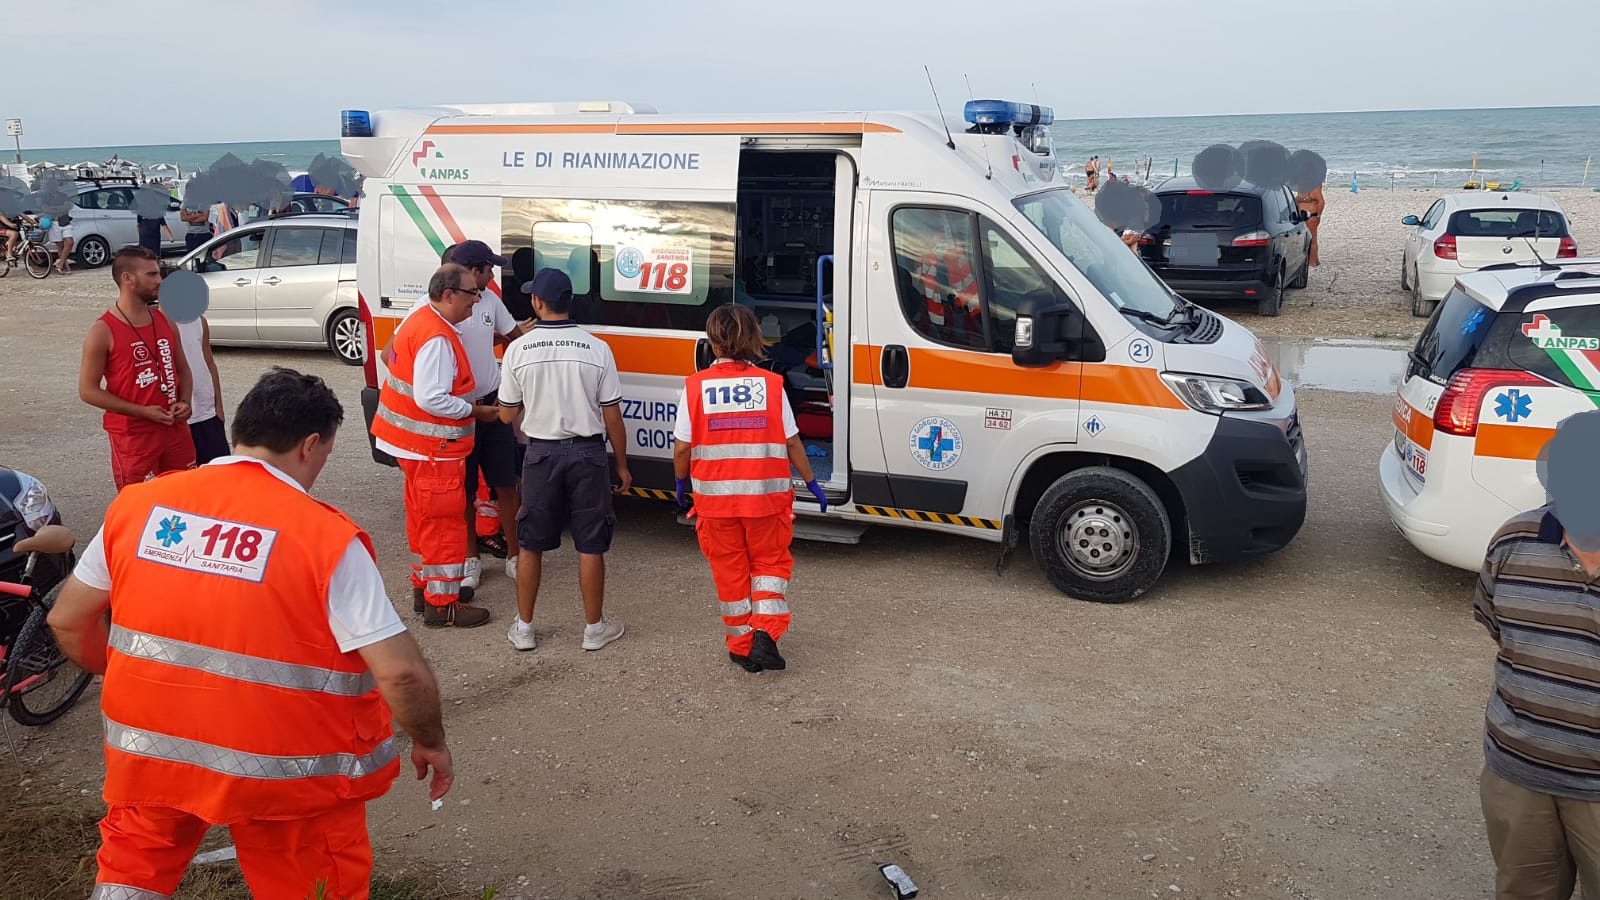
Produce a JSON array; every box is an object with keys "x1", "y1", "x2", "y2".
[
  {"x1": 412, "y1": 140, "x2": 469, "y2": 181},
  {"x1": 1523, "y1": 314, "x2": 1600, "y2": 351}
]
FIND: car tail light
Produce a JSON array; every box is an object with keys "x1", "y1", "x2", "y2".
[
  {"x1": 1434, "y1": 234, "x2": 1458, "y2": 260},
  {"x1": 1232, "y1": 231, "x2": 1271, "y2": 247},
  {"x1": 1559, "y1": 235, "x2": 1579, "y2": 258},
  {"x1": 1433, "y1": 368, "x2": 1546, "y2": 436},
  {"x1": 1186, "y1": 190, "x2": 1213, "y2": 196},
  {"x1": 358, "y1": 292, "x2": 378, "y2": 390}
]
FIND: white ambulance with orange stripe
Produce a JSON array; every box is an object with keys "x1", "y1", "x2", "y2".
[
  {"x1": 1380, "y1": 260, "x2": 1600, "y2": 570},
  {"x1": 341, "y1": 99, "x2": 1308, "y2": 603}
]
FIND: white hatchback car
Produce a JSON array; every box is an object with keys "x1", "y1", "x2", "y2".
[
  {"x1": 1378, "y1": 259, "x2": 1600, "y2": 570},
  {"x1": 1399, "y1": 192, "x2": 1576, "y2": 317}
]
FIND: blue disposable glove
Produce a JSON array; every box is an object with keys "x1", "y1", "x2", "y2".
[
  {"x1": 805, "y1": 479, "x2": 828, "y2": 514},
  {"x1": 675, "y1": 477, "x2": 692, "y2": 512}
]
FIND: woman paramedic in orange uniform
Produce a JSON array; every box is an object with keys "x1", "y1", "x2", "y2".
[{"x1": 674, "y1": 305, "x2": 828, "y2": 672}]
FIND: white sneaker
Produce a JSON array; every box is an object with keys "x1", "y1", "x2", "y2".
[
  {"x1": 507, "y1": 619, "x2": 536, "y2": 651},
  {"x1": 581, "y1": 617, "x2": 625, "y2": 651},
  {"x1": 462, "y1": 557, "x2": 482, "y2": 590},
  {"x1": 505, "y1": 555, "x2": 518, "y2": 581}
]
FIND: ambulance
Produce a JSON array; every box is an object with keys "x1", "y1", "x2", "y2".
[
  {"x1": 340, "y1": 99, "x2": 1308, "y2": 603},
  {"x1": 1380, "y1": 260, "x2": 1600, "y2": 570}
]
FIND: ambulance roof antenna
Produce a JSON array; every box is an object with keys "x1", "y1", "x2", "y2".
[
  {"x1": 923, "y1": 66, "x2": 956, "y2": 150},
  {"x1": 964, "y1": 73, "x2": 993, "y2": 180}
]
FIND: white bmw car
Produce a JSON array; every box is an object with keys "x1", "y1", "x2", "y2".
[{"x1": 1399, "y1": 192, "x2": 1576, "y2": 318}]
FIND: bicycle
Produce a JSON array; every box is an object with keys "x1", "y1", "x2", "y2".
[
  {"x1": 0, "y1": 524, "x2": 93, "y2": 726},
  {"x1": 0, "y1": 214, "x2": 55, "y2": 280}
]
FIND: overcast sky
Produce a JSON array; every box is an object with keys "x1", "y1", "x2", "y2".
[{"x1": 9, "y1": 0, "x2": 1599, "y2": 148}]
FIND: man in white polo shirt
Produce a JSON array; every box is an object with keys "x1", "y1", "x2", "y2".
[{"x1": 497, "y1": 269, "x2": 631, "y2": 654}]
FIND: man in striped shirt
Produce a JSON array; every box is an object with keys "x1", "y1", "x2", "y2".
[{"x1": 1475, "y1": 411, "x2": 1600, "y2": 900}]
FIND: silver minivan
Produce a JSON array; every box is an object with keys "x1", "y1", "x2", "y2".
[{"x1": 170, "y1": 213, "x2": 364, "y2": 365}]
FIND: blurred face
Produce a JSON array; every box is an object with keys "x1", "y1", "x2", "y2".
[
  {"x1": 120, "y1": 258, "x2": 162, "y2": 304},
  {"x1": 470, "y1": 264, "x2": 493, "y2": 291}
]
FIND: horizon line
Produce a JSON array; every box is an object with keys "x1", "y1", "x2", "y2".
[{"x1": 21, "y1": 102, "x2": 1598, "y2": 151}]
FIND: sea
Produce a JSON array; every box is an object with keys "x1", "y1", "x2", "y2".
[{"x1": 15, "y1": 105, "x2": 1600, "y2": 188}]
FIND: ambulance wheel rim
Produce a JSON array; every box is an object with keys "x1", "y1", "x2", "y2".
[{"x1": 1058, "y1": 500, "x2": 1138, "y2": 580}]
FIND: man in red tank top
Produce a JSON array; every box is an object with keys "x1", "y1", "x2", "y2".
[{"x1": 77, "y1": 246, "x2": 196, "y2": 491}]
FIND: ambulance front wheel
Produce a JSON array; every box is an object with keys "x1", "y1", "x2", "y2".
[{"x1": 1029, "y1": 467, "x2": 1170, "y2": 604}]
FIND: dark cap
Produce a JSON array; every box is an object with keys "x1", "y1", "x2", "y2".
[
  {"x1": 522, "y1": 268, "x2": 573, "y2": 300},
  {"x1": 451, "y1": 239, "x2": 509, "y2": 269}
]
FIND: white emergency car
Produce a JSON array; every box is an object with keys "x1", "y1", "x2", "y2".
[
  {"x1": 1379, "y1": 259, "x2": 1600, "y2": 570},
  {"x1": 340, "y1": 99, "x2": 1309, "y2": 603}
]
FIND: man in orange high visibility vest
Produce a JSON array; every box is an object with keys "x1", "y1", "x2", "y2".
[
  {"x1": 372, "y1": 263, "x2": 500, "y2": 628},
  {"x1": 674, "y1": 305, "x2": 826, "y2": 673},
  {"x1": 48, "y1": 368, "x2": 454, "y2": 899}
]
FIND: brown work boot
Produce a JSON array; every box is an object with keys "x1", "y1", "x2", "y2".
[
  {"x1": 413, "y1": 586, "x2": 425, "y2": 613},
  {"x1": 423, "y1": 602, "x2": 492, "y2": 628}
]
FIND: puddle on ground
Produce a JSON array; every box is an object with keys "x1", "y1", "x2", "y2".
[{"x1": 1260, "y1": 339, "x2": 1411, "y2": 396}]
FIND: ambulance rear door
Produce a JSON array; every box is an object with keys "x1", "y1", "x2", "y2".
[{"x1": 862, "y1": 191, "x2": 1082, "y2": 528}]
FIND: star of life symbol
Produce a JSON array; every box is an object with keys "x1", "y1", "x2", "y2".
[
  {"x1": 155, "y1": 515, "x2": 186, "y2": 548},
  {"x1": 1494, "y1": 389, "x2": 1532, "y2": 423}
]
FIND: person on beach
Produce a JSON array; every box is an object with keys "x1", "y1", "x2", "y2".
[
  {"x1": 1085, "y1": 156, "x2": 1099, "y2": 192},
  {"x1": 1296, "y1": 184, "x2": 1326, "y2": 267},
  {"x1": 674, "y1": 304, "x2": 824, "y2": 673},
  {"x1": 78, "y1": 247, "x2": 196, "y2": 491},
  {"x1": 49, "y1": 213, "x2": 76, "y2": 274}
]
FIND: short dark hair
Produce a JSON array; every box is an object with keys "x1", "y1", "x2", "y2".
[
  {"x1": 440, "y1": 243, "x2": 457, "y2": 265},
  {"x1": 111, "y1": 245, "x2": 159, "y2": 286},
  {"x1": 538, "y1": 289, "x2": 573, "y2": 315},
  {"x1": 230, "y1": 367, "x2": 344, "y2": 452},
  {"x1": 428, "y1": 263, "x2": 470, "y2": 301}
]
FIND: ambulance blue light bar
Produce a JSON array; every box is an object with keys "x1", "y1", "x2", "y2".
[
  {"x1": 962, "y1": 100, "x2": 1054, "y2": 128},
  {"x1": 341, "y1": 110, "x2": 373, "y2": 138}
]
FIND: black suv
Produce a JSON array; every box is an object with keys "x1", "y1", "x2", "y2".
[{"x1": 1137, "y1": 177, "x2": 1313, "y2": 316}]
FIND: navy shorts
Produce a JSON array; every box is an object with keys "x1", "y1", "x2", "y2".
[
  {"x1": 517, "y1": 437, "x2": 615, "y2": 554},
  {"x1": 466, "y1": 393, "x2": 519, "y2": 494},
  {"x1": 188, "y1": 416, "x2": 229, "y2": 465}
]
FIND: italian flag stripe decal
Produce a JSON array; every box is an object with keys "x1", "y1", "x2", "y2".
[
  {"x1": 388, "y1": 185, "x2": 448, "y2": 259},
  {"x1": 388, "y1": 184, "x2": 504, "y2": 300}
]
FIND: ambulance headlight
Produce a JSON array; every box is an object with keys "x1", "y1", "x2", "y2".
[
  {"x1": 1160, "y1": 373, "x2": 1271, "y2": 414},
  {"x1": 11, "y1": 472, "x2": 55, "y2": 531}
]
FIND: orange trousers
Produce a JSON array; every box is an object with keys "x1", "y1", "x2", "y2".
[
  {"x1": 695, "y1": 514, "x2": 793, "y2": 655},
  {"x1": 94, "y1": 800, "x2": 372, "y2": 899},
  {"x1": 398, "y1": 457, "x2": 468, "y2": 607}
]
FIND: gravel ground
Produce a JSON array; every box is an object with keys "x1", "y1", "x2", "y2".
[{"x1": 0, "y1": 222, "x2": 1544, "y2": 898}]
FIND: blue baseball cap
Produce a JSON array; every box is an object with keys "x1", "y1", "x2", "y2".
[
  {"x1": 522, "y1": 268, "x2": 573, "y2": 300},
  {"x1": 451, "y1": 239, "x2": 509, "y2": 269}
]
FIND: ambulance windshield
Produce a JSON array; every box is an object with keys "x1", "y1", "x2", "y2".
[{"x1": 1013, "y1": 189, "x2": 1179, "y2": 321}]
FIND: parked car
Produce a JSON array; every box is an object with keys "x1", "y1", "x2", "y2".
[
  {"x1": 1136, "y1": 177, "x2": 1313, "y2": 317},
  {"x1": 1379, "y1": 259, "x2": 1600, "y2": 570},
  {"x1": 243, "y1": 192, "x2": 351, "y2": 221},
  {"x1": 1400, "y1": 192, "x2": 1576, "y2": 318},
  {"x1": 170, "y1": 213, "x2": 364, "y2": 365},
  {"x1": 71, "y1": 181, "x2": 188, "y2": 267}
]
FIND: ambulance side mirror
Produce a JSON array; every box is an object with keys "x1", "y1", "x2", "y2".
[{"x1": 1011, "y1": 293, "x2": 1078, "y2": 368}]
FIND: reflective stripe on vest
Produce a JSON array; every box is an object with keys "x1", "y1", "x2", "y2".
[
  {"x1": 692, "y1": 477, "x2": 792, "y2": 496},
  {"x1": 385, "y1": 375, "x2": 416, "y2": 398},
  {"x1": 689, "y1": 443, "x2": 787, "y2": 462},
  {"x1": 375, "y1": 406, "x2": 474, "y2": 441},
  {"x1": 91, "y1": 885, "x2": 171, "y2": 900},
  {"x1": 105, "y1": 717, "x2": 399, "y2": 781},
  {"x1": 109, "y1": 625, "x2": 376, "y2": 697}
]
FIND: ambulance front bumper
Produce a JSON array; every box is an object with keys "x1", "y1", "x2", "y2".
[{"x1": 1169, "y1": 412, "x2": 1308, "y2": 564}]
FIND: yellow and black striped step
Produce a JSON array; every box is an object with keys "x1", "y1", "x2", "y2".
[{"x1": 853, "y1": 505, "x2": 1000, "y2": 530}]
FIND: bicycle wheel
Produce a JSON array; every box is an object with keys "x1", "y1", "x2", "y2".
[
  {"x1": 23, "y1": 243, "x2": 53, "y2": 279},
  {"x1": 4, "y1": 588, "x2": 93, "y2": 726}
]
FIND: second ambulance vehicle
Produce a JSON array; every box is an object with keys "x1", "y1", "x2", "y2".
[{"x1": 342, "y1": 99, "x2": 1308, "y2": 603}]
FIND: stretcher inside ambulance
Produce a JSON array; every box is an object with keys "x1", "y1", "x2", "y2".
[{"x1": 341, "y1": 99, "x2": 1308, "y2": 603}]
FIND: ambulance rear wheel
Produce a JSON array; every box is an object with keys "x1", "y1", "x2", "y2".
[{"x1": 1030, "y1": 467, "x2": 1170, "y2": 604}]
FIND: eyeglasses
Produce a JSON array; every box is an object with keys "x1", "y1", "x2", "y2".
[{"x1": 449, "y1": 287, "x2": 482, "y2": 299}]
